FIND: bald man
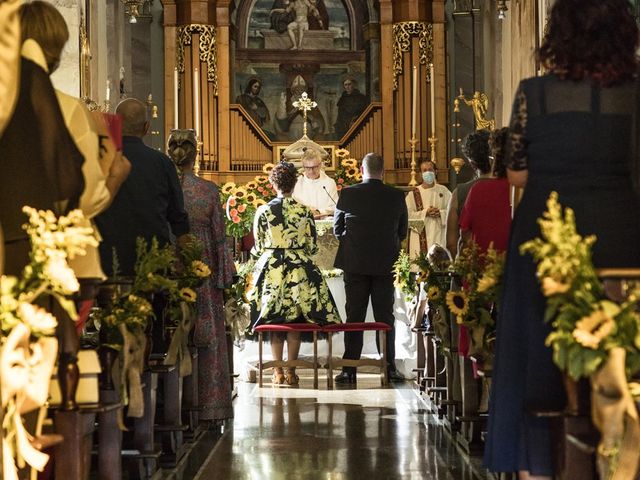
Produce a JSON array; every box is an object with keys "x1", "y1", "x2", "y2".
[{"x1": 95, "y1": 98, "x2": 190, "y2": 276}]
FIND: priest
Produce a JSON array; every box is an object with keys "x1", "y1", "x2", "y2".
[
  {"x1": 406, "y1": 159, "x2": 451, "y2": 259},
  {"x1": 292, "y1": 149, "x2": 338, "y2": 218}
]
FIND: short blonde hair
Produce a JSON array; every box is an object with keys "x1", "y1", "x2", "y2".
[{"x1": 301, "y1": 149, "x2": 322, "y2": 165}]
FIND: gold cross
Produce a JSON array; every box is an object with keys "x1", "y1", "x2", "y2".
[{"x1": 292, "y1": 92, "x2": 317, "y2": 136}]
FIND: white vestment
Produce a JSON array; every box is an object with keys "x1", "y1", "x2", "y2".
[
  {"x1": 405, "y1": 183, "x2": 451, "y2": 259},
  {"x1": 292, "y1": 171, "x2": 338, "y2": 216}
]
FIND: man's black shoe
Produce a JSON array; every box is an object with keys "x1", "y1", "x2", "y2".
[
  {"x1": 334, "y1": 371, "x2": 357, "y2": 384},
  {"x1": 387, "y1": 370, "x2": 405, "y2": 382}
]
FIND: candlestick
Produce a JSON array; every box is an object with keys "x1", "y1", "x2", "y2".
[
  {"x1": 408, "y1": 137, "x2": 419, "y2": 187},
  {"x1": 429, "y1": 63, "x2": 436, "y2": 137},
  {"x1": 193, "y1": 67, "x2": 200, "y2": 137},
  {"x1": 174, "y1": 67, "x2": 179, "y2": 129},
  {"x1": 411, "y1": 65, "x2": 417, "y2": 139}
]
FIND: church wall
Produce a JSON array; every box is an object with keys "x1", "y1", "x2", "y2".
[{"x1": 47, "y1": 0, "x2": 80, "y2": 96}]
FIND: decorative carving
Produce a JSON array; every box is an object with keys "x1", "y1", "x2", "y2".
[
  {"x1": 176, "y1": 24, "x2": 218, "y2": 96},
  {"x1": 392, "y1": 22, "x2": 433, "y2": 90}
]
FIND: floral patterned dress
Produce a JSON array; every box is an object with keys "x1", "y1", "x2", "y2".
[
  {"x1": 180, "y1": 172, "x2": 236, "y2": 420},
  {"x1": 248, "y1": 197, "x2": 340, "y2": 329}
]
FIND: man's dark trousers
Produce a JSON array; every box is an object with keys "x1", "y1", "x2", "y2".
[{"x1": 342, "y1": 272, "x2": 395, "y2": 374}]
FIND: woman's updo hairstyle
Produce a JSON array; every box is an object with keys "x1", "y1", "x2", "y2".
[
  {"x1": 461, "y1": 129, "x2": 491, "y2": 174},
  {"x1": 269, "y1": 161, "x2": 298, "y2": 194}
]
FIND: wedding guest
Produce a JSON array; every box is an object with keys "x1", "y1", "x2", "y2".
[
  {"x1": 19, "y1": 0, "x2": 131, "y2": 281},
  {"x1": 248, "y1": 161, "x2": 340, "y2": 386},
  {"x1": 96, "y1": 98, "x2": 190, "y2": 277},
  {"x1": 168, "y1": 129, "x2": 235, "y2": 421},
  {"x1": 445, "y1": 130, "x2": 492, "y2": 258},
  {"x1": 485, "y1": 1, "x2": 640, "y2": 478},
  {"x1": 0, "y1": 5, "x2": 84, "y2": 276}
]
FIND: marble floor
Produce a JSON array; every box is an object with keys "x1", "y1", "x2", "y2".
[{"x1": 194, "y1": 374, "x2": 483, "y2": 480}]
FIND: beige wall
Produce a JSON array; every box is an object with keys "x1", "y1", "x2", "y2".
[{"x1": 48, "y1": 0, "x2": 81, "y2": 96}]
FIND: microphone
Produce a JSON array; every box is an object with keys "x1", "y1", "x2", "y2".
[{"x1": 323, "y1": 185, "x2": 337, "y2": 205}]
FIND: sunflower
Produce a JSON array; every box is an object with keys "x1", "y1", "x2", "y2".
[
  {"x1": 255, "y1": 175, "x2": 269, "y2": 184},
  {"x1": 222, "y1": 182, "x2": 236, "y2": 194},
  {"x1": 336, "y1": 148, "x2": 350, "y2": 158},
  {"x1": 342, "y1": 159, "x2": 358, "y2": 168},
  {"x1": 191, "y1": 260, "x2": 211, "y2": 278},
  {"x1": 246, "y1": 181, "x2": 258, "y2": 190},
  {"x1": 446, "y1": 290, "x2": 469, "y2": 317},
  {"x1": 253, "y1": 198, "x2": 267, "y2": 208},
  {"x1": 179, "y1": 287, "x2": 197, "y2": 303},
  {"x1": 234, "y1": 187, "x2": 248, "y2": 199},
  {"x1": 263, "y1": 163, "x2": 275, "y2": 174},
  {"x1": 346, "y1": 167, "x2": 358, "y2": 178},
  {"x1": 246, "y1": 193, "x2": 257, "y2": 204},
  {"x1": 426, "y1": 285, "x2": 441, "y2": 301}
]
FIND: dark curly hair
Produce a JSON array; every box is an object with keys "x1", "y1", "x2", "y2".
[
  {"x1": 489, "y1": 128, "x2": 509, "y2": 179},
  {"x1": 538, "y1": 0, "x2": 639, "y2": 87},
  {"x1": 269, "y1": 161, "x2": 298, "y2": 194},
  {"x1": 461, "y1": 130, "x2": 491, "y2": 174}
]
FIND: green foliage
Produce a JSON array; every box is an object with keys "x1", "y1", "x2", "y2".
[{"x1": 523, "y1": 192, "x2": 640, "y2": 380}]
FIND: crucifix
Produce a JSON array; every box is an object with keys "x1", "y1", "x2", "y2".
[{"x1": 292, "y1": 91, "x2": 317, "y2": 137}]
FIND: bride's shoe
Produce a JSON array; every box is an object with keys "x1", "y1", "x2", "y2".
[
  {"x1": 285, "y1": 369, "x2": 299, "y2": 386},
  {"x1": 272, "y1": 368, "x2": 285, "y2": 385}
]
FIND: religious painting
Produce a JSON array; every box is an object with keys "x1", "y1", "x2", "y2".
[
  {"x1": 247, "y1": 0, "x2": 351, "y2": 51},
  {"x1": 235, "y1": 0, "x2": 377, "y2": 144}
]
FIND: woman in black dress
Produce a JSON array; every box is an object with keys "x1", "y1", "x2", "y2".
[{"x1": 484, "y1": 1, "x2": 640, "y2": 478}]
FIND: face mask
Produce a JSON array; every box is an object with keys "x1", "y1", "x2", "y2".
[{"x1": 422, "y1": 171, "x2": 436, "y2": 185}]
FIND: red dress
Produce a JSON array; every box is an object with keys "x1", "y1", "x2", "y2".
[
  {"x1": 457, "y1": 178, "x2": 512, "y2": 360},
  {"x1": 459, "y1": 178, "x2": 511, "y2": 253}
]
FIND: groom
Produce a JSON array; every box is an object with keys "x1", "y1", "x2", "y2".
[{"x1": 333, "y1": 152, "x2": 408, "y2": 383}]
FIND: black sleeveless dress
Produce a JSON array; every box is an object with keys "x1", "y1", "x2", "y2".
[{"x1": 484, "y1": 74, "x2": 640, "y2": 475}]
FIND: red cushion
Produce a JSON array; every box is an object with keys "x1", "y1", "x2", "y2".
[
  {"x1": 254, "y1": 323, "x2": 322, "y2": 332},
  {"x1": 322, "y1": 322, "x2": 392, "y2": 332}
]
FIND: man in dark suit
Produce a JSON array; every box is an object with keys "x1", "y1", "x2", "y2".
[{"x1": 333, "y1": 152, "x2": 409, "y2": 383}]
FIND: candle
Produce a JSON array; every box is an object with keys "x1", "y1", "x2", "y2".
[
  {"x1": 174, "y1": 68, "x2": 179, "y2": 129},
  {"x1": 106, "y1": 80, "x2": 110, "y2": 102},
  {"x1": 193, "y1": 67, "x2": 200, "y2": 137},
  {"x1": 430, "y1": 63, "x2": 436, "y2": 136},
  {"x1": 411, "y1": 65, "x2": 417, "y2": 139}
]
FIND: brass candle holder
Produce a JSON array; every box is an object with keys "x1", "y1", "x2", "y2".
[
  {"x1": 194, "y1": 139, "x2": 203, "y2": 177},
  {"x1": 408, "y1": 136, "x2": 419, "y2": 187},
  {"x1": 428, "y1": 135, "x2": 437, "y2": 164}
]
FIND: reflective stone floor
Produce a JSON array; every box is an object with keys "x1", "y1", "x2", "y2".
[{"x1": 194, "y1": 374, "x2": 483, "y2": 480}]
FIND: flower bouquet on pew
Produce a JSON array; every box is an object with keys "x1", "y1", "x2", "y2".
[
  {"x1": 523, "y1": 192, "x2": 640, "y2": 479},
  {"x1": 224, "y1": 259, "x2": 255, "y2": 349},
  {"x1": 1, "y1": 207, "x2": 97, "y2": 479},
  {"x1": 393, "y1": 249, "x2": 418, "y2": 301},
  {"x1": 446, "y1": 242, "x2": 505, "y2": 361}
]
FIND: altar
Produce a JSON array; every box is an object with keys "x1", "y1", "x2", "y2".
[{"x1": 235, "y1": 218, "x2": 426, "y2": 379}]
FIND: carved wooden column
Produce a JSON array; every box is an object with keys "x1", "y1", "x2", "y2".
[
  {"x1": 164, "y1": 0, "x2": 219, "y2": 175},
  {"x1": 379, "y1": 0, "x2": 447, "y2": 184}
]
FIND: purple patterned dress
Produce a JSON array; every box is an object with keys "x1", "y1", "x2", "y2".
[{"x1": 180, "y1": 172, "x2": 236, "y2": 420}]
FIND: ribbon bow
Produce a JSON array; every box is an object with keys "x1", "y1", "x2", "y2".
[
  {"x1": 119, "y1": 325, "x2": 146, "y2": 418},
  {"x1": 224, "y1": 298, "x2": 251, "y2": 348},
  {"x1": 591, "y1": 347, "x2": 640, "y2": 480},
  {"x1": 164, "y1": 302, "x2": 194, "y2": 377},
  {"x1": 1, "y1": 323, "x2": 58, "y2": 480}
]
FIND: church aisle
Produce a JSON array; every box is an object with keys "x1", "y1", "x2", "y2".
[{"x1": 194, "y1": 376, "x2": 481, "y2": 480}]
